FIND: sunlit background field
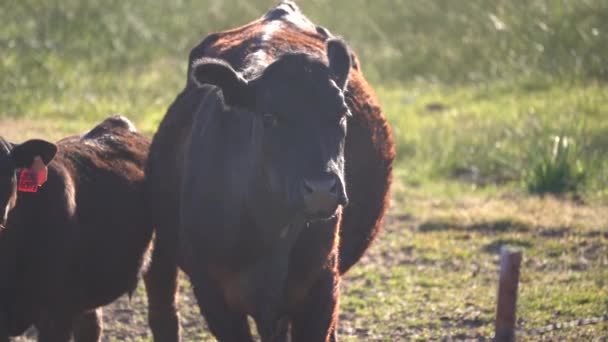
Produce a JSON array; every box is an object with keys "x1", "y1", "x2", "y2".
[{"x1": 2, "y1": 0, "x2": 607, "y2": 340}]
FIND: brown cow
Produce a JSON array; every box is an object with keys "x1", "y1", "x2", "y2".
[
  {"x1": 0, "y1": 116, "x2": 153, "y2": 342},
  {"x1": 144, "y1": 2, "x2": 394, "y2": 341}
]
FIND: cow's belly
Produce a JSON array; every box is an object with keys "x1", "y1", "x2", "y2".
[{"x1": 68, "y1": 224, "x2": 151, "y2": 310}]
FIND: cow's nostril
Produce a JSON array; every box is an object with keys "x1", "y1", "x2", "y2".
[
  {"x1": 302, "y1": 177, "x2": 337, "y2": 197},
  {"x1": 300, "y1": 176, "x2": 342, "y2": 218}
]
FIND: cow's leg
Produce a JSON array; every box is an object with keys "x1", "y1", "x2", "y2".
[
  {"x1": 329, "y1": 328, "x2": 337, "y2": 342},
  {"x1": 72, "y1": 308, "x2": 102, "y2": 342},
  {"x1": 36, "y1": 314, "x2": 73, "y2": 342},
  {"x1": 190, "y1": 272, "x2": 254, "y2": 342},
  {"x1": 291, "y1": 272, "x2": 340, "y2": 342},
  {"x1": 145, "y1": 226, "x2": 181, "y2": 342},
  {"x1": 0, "y1": 310, "x2": 8, "y2": 342},
  {"x1": 253, "y1": 316, "x2": 290, "y2": 342},
  {"x1": 274, "y1": 318, "x2": 291, "y2": 342}
]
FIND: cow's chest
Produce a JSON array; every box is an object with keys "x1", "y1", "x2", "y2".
[{"x1": 209, "y1": 221, "x2": 307, "y2": 315}]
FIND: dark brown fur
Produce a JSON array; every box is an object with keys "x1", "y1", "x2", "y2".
[
  {"x1": 195, "y1": 2, "x2": 395, "y2": 274},
  {"x1": 145, "y1": 2, "x2": 394, "y2": 341},
  {"x1": 0, "y1": 116, "x2": 153, "y2": 341}
]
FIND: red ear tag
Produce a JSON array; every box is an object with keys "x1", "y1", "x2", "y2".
[
  {"x1": 17, "y1": 156, "x2": 48, "y2": 193},
  {"x1": 18, "y1": 169, "x2": 39, "y2": 193}
]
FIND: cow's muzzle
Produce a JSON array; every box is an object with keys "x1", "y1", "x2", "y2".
[{"x1": 300, "y1": 174, "x2": 348, "y2": 220}]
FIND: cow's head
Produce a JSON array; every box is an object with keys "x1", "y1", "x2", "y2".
[
  {"x1": 192, "y1": 39, "x2": 352, "y2": 221},
  {"x1": 0, "y1": 138, "x2": 57, "y2": 233}
]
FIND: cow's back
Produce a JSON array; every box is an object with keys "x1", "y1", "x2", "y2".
[
  {"x1": 51, "y1": 116, "x2": 152, "y2": 308},
  {"x1": 188, "y1": 2, "x2": 327, "y2": 81}
]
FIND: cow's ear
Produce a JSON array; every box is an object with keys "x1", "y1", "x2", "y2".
[
  {"x1": 10, "y1": 139, "x2": 57, "y2": 168},
  {"x1": 191, "y1": 58, "x2": 253, "y2": 107},
  {"x1": 326, "y1": 38, "x2": 351, "y2": 90}
]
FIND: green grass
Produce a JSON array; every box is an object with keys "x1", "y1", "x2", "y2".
[
  {"x1": 381, "y1": 80, "x2": 608, "y2": 199},
  {"x1": 526, "y1": 135, "x2": 586, "y2": 195},
  {"x1": 7, "y1": 0, "x2": 606, "y2": 87},
  {"x1": 3, "y1": 0, "x2": 608, "y2": 340}
]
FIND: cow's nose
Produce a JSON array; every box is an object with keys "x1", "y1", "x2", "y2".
[{"x1": 301, "y1": 176, "x2": 340, "y2": 217}]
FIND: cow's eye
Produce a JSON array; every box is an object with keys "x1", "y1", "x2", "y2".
[{"x1": 263, "y1": 113, "x2": 279, "y2": 127}]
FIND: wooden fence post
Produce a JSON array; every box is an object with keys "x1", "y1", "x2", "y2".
[{"x1": 494, "y1": 246, "x2": 522, "y2": 342}]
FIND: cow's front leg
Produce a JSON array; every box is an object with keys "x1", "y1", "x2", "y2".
[
  {"x1": 37, "y1": 313, "x2": 73, "y2": 342},
  {"x1": 0, "y1": 310, "x2": 8, "y2": 342},
  {"x1": 290, "y1": 271, "x2": 340, "y2": 342},
  {"x1": 249, "y1": 237, "x2": 298, "y2": 342},
  {"x1": 72, "y1": 308, "x2": 102, "y2": 342},
  {"x1": 190, "y1": 270, "x2": 254, "y2": 342},
  {"x1": 144, "y1": 221, "x2": 181, "y2": 342}
]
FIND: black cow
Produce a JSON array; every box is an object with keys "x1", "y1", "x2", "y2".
[
  {"x1": 145, "y1": 2, "x2": 394, "y2": 341},
  {"x1": 0, "y1": 116, "x2": 153, "y2": 342}
]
